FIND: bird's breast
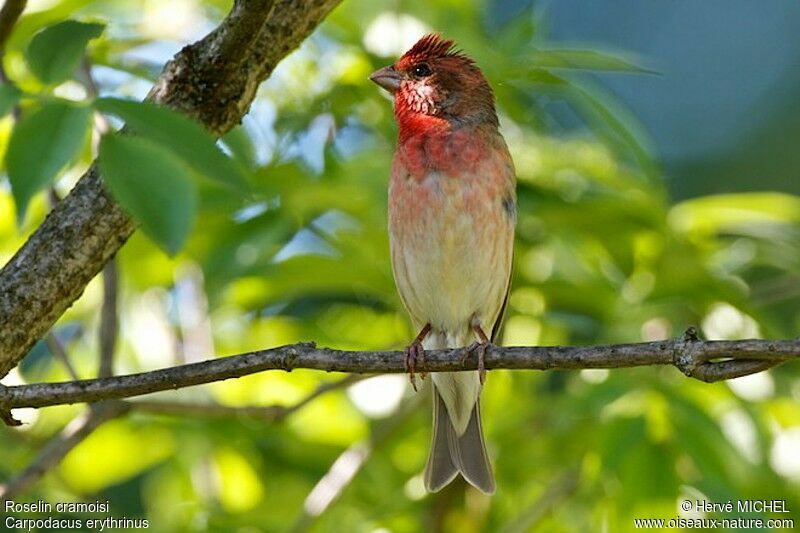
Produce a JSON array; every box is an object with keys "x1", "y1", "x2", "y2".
[{"x1": 388, "y1": 132, "x2": 515, "y2": 341}]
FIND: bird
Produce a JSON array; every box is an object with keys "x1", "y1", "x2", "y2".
[{"x1": 369, "y1": 34, "x2": 516, "y2": 494}]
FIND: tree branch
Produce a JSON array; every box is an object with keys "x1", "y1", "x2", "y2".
[
  {"x1": 0, "y1": 0, "x2": 26, "y2": 55},
  {"x1": 502, "y1": 468, "x2": 581, "y2": 533},
  {"x1": 1, "y1": 376, "x2": 362, "y2": 497},
  {"x1": 1, "y1": 330, "x2": 797, "y2": 416},
  {"x1": 45, "y1": 333, "x2": 79, "y2": 382},
  {"x1": 127, "y1": 374, "x2": 365, "y2": 421},
  {"x1": 0, "y1": 0, "x2": 343, "y2": 378}
]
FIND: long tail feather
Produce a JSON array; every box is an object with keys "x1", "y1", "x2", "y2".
[
  {"x1": 451, "y1": 400, "x2": 494, "y2": 493},
  {"x1": 424, "y1": 385, "x2": 495, "y2": 494},
  {"x1": 424, "y1": 388, "x2": 459, "y2": 492}
]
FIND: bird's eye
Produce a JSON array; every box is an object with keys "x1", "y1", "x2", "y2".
[{"x1": 412, "y1": 63, "x2": 432, "y2": 77}]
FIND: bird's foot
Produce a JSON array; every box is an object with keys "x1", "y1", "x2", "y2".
[
  {"x1": 463, "y1": 340, "x2": 490, "y2": 384},
  {"x1": 404, "y1": 340, "x2": 425, "y2": 392},
  {"x1": 461, "y1": 342, "x2": 478, "y2": 364},
  {"x1": 404, "y1": 323, "x2": 431, "y2": 392},
  {"x1": 470, "y1": 321, "x2": 491, "y2": 384}
]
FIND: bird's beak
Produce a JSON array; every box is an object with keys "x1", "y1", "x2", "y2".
[{"x1": 369, "y1": 65, "x2": 403, "y2": 93}]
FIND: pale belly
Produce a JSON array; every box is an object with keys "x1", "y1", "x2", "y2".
[{"x1": 388, "y1": 170, "x2": 513, "y2": 346}]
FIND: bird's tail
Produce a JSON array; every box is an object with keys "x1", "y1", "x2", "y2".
[{"x1": 424, "y1": 383, "x2": 495, "y2": 494}]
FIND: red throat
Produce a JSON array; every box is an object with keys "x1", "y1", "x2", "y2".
[{"x1": 395, "y1": 101, "x2": 449, "y2": 143}]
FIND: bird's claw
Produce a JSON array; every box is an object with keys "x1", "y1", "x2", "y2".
[
  {"x1": 461, "y1": 341, "x2": 479, "y2": 364},
  {"x1": 404, "y1": 341, "x2": 426, "y2": 392},
  {"x1": 463, "y1": 341, "x2": 489, "y2": 384}
]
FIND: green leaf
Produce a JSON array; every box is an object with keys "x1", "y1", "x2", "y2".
[
  {"x1": 94, "y1": 97, "x2": 250, "y2": 191},
  {"x1": 567, "y1": 78, "x2": 658, "y2": 180},
  {"x1": 527, "y1": 71, "x2": 657, "y2": 181},
  {"x1": 26, "y1": 20, "x2": 105, "y2": 84},
  {"x1": 221, "y1": 126, "x2": 258, "y2": 169},
  {"x1": 7, "y1": 0, "x2": 97, "y2": 51},
  {"x1": 98, "y1": 134, "x2": 197, "y2": 255},
  {"x1": 0, "y1": 84, "x2": 22, "y2": 117},
  {"x1": 5, "y1": 100, "x2": 91, "y2": 222},
  {"x1": 669, "y1": 192, "x2": 800, "y2": 236},
  {"x1": 530, "y1": 48, "x2": 657, "y2": 74}
]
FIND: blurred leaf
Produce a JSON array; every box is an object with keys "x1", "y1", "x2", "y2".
[
  {"x1": 5, "y1": 100, "x2": 91, "y2": 222},
  {"x1": 669, "y1": 192, "x2": 800, "y2": 236},
  {"x1": 60, "y1": 419, "x2": 174, "y2": 492},
  {"x1": 0, "y1": 84, "x2": 21, "y2": 117},
  {"x1": 89, "y1": 36, "x2": 154, "y2": 63},
  {"x1": 214, "y1": 448, "x2": 265, "y2": 512},
  {"x1": 221, "y1": 125, "x2": 258, "y2": 169},
  {"x1": 26, "y1": 20, "x2": 105, "y2": 84},
  {"x1": 7, "y1": 0, "x2": 97, "y2": 51},
  {"x1": 92, "y1": 57, "x2": 162, "y2": 83},
  {"x1": 511, "y1": 69, "x2": 657, "y2": 178},
  {"x1": 664, "y1": 389, "x2": 746, "y2": 496},
  {"x1": 95, "y1": 97, "x2": 250, "y2": 191},
  {"x1": 566, "y1": 77, "x2": 658, "y2": 180},
  {"x1": 98, "y1": 134, "x2": 197, "y2": 255},
  {"x1": 530, "y1": 48, "x2": 656, "y2": 74}
]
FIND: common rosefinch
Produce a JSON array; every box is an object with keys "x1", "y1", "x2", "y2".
[{"x1": 370, "y1": 34, "x2": 516, "y2": 494}]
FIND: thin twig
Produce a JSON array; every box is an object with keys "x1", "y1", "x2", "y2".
[
  {"x1": 0, "y1": 374, "x2": 361, "y2": 497},
  {"x1": 174, "y1": 263, "x2": 214, "y2": 364},
  {"x1": 292, "y1": 393, "x2": 424, "y2": 531},
  {"x1": 45, "y1": 333, "x2": 79, "y2": 381},
  {"x1": 501, "y1": 468, "x2": 581, "y2": 533},
  {"x1": 80, "y1": 58, "x2": 111, "y2": 134},
  {"x1": 98, "y1": 260, "x2": 118, "y2": 378},
  {"x1": 127, "y1": 374, "x2": 366, "y2": 421},
  {"x1": 0, "y1": 329, "x2": 797, "y2": 416},
  {"x1": 0, "y1": 401, "x2": 129, "y2": 499},
  {"x1": 2, "y1": 326, "x2": 119, "y2": 498},
  {"x1": 77, "y1": 57, "x2": 118, "y2": 379}
]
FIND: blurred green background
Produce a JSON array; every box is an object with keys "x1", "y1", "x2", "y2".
[{"x1": 1, "y1": 0, "x2": 799, "y2": 531}]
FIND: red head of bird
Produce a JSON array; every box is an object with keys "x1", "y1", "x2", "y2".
[{"x1": 370, "y1": 34, "x2": 499, "y2": 141}]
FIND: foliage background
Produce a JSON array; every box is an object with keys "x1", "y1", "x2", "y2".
[{"x1": 1, "y1": 0, "x2": 799, "y2": 531}]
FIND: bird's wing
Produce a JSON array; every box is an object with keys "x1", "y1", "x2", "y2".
[
  {"x1": 490, "y1": 251, "x2": 513, "y2": 343},
  {"x1": 490, "y1": 140, "x2": 516, "y2": 344}
]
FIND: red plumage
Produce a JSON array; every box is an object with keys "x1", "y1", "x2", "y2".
[{"x1": 395, "y1": 34, "x2": 468, "y2": 70}]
